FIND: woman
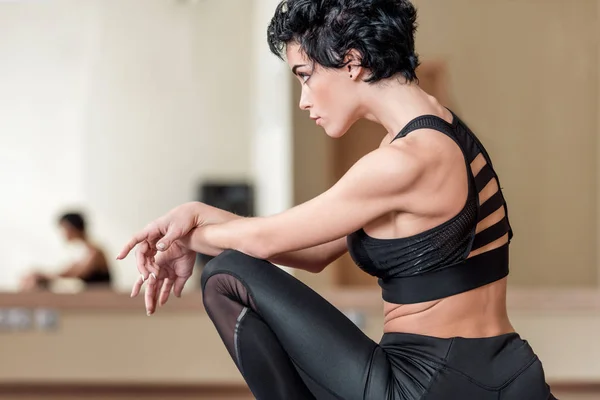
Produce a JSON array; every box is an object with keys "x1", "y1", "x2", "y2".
[
  {"x1": 21, "y1": 212, "x2": 111, "y2": 291},
  {"x1": 117, "y1": 1, "x2": 555, "y2": 398}
]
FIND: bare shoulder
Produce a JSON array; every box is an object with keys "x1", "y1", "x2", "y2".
[
  {"x1": 390, "y1": 127, "x2": 462, "y2": 166},
  {"x1": 87, "y1": 243, "x2": 108, "y2": 261},
  {"x1": 339, "y1": 142, "x2": 427, "y2": 197}
]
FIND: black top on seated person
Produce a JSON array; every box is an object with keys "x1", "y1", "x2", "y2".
[{"x1": 20, "y1": 212, "x2": 111, "y2": 291}]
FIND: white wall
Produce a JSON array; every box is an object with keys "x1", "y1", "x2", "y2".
[
  {"x1": 251, "y1": 0, "x2": 293, "y2": 219},
  {"x1": 250, "y1": 0, "x2": 295, "y2": 274},
  {"x1": 0, "y1": 0, "x2": 254, "y2": 291},
  {"x1": 0, "y1": 1, "x2": 94, "y2": 287}
]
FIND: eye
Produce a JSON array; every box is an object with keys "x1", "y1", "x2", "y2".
[{"x1": 298, "y1": 73, "x2": 310, "y2": 83}]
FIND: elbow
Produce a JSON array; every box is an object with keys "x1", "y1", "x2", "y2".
[
  {"x1": 238, "y1": 235, "x2": 275, "y2": 260},
  {"x1": 309, "y1": 262, "x2": 327, "y2": 274},
  {"x1": 246, "y1": 218, "x2": 276, "y2": 260},
  {"x1": 245, "y1": 246, "x2": 273, "y2": 260},
  {"x1": 293, "y1": 260, "x2": 326, "y2": 274}
]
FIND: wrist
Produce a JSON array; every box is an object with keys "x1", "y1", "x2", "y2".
[
  {"x1": 193, "y1": 202, "x2": 245, "y2": 226},
  {"x1": 191, "y1": 201, "x2": 207, "y2": 227},
  {"x1": 182, "y1": 225, "x2": 223, "y2": 257}
]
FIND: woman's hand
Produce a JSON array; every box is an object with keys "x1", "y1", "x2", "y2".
[
  {"x1": 117, "y1": 202, "x2": 204, "y2": 262},
  {"x1": 131, "y1": 240, "x2": 196, "y2": 315},
  {"x1": 117, "y1": 202, "x2": 243, "y2": 270},
  {"x1": 117, "y1": 202, "x2": 243, "y2": 314}
]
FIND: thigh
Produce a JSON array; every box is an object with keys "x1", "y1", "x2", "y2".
[{"x1": 202, "y1": 250, "x2": 389, "y2": 400}]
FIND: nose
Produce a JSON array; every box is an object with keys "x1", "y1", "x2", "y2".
[{"x1": 299, "y1": 87, "x2": 311, "y2": 111}]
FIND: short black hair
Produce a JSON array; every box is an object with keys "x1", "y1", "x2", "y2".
[
  {"x1": 267, "y1": 0, "x2": 420, "y2": 83},
  {"x1": 59, "y1": 212, "x2": 86, "y2": 233}
]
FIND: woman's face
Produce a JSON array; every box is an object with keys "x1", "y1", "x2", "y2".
[{"x1": 286, "y1": 44, "x2": 361, "y2": 138}]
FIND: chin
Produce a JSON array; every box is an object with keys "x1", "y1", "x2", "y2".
[{"x1": 323, "y1": 123, "x2": 349, "y2": 139}]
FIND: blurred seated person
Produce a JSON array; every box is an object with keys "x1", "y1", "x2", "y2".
[{"x1": 19, "y1": 212, "x2": 111, "y2": 291}]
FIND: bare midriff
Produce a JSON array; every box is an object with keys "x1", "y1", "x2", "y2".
[{"x1": 382, "y1": 277, "x2": 515, "y2": 338}]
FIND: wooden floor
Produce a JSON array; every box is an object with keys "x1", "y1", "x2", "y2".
[
  {"x1": 0, "y1": 393, "x2": 595, "y2": 400},
  {"x1": 551, "y1": 393, "x2": 598, "y2": 400},
  {"x1": 0, "y1": 384, "x2": 254, "y2": 400},
  {"x1": 1, "y1": 397, "x2": 253, "y2": 400},
  {"x1": 0, "y1": 386, "x2": 596, "y2": 400}
]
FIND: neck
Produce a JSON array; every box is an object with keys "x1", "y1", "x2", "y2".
[
  {"x1": 357, "y1": 78, "x2": 447, "y2": 140},
  {"x1": 74, "y1": 235, "x2": 88, "y2": 244}
]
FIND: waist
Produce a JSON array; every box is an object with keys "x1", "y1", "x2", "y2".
[
  {"x1": 382, "y1": 277, "x2": 514, "y2": 338},
  {"x1": 83, "y1": 268, "x2": 111, "y2": 284},
  {"x1": 379, "y1": 243, "x2": 510, "y2": 304}
]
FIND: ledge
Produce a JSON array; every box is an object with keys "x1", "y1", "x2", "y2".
[
  {"x1": 0, "y1": 287, "x2": 598, "y2": 313},
  {"x1": 0, "y1": 287, "x2": 383, "y2": 313}
]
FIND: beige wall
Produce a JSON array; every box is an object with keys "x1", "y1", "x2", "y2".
[
  {"x1": 293, "y1": 0, "x2": 600, "y2": 287},
  {"x1": 292, "y1": 81, "x2": 339, "y2": 288},
  {"x1": 412, "y1": 0, "x2": 599, "y2": 286},
  {"x1": 598, "y1": 0, "x2": 600, "y2": 283}
]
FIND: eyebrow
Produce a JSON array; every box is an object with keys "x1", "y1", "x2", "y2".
[{"x1": 292, "y1": 64, "x2": 307, "y2": 75}]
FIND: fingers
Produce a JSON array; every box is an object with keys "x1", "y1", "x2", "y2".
[
  {"x1": 133, "y1": 243, "x2": 160, "y2": 314},
  {"x1": 145, "y1": 272, "x2": 159, "y2": 316},
  {"x1": 135, "y1": 242, "x2": 153, "y2": 281},
  {"x1": 144, "y1": 253, "x2": 161, "y2": 278},
  {"x1": 154, "y1": 277, "x2": 163, "y2": 308},
  {"x1": 136, "y1": 262, "x2": 174, "y2": 314},
  {"x1": 159, "y1": 278, "x2": 175, "y2": 306},
  {"x1": 173, "y1": 276, "x2": 188, "y2": 298},
  {"x1": 117, "y1": 231, "x2": 149, "y2": 260},
  {"x1": 156, "y1": 228, "x2": 181, "y2": 252},
  {"x1": 130, "y1": 274, "x2": 145, "y2": 298},
  {"x1": 154, "y1": 253, "x2": 176, "y2": 306},
  {"x1": 116, "y1": 222, "x2": 162, "y2": 260}
]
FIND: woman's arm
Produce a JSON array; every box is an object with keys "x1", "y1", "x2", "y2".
[
  {"x1": 183, "y1": 146, "x2": 424, "y2": 260},
  {"x1": 117, "y1": 200, "x2": 347, "y2": 273},
  {"x1": 191, "y1": 204, "x2": 347, "y2": 272},
  {"x1": 268, "y1": 237, "x2": 348, "y2": 273}
]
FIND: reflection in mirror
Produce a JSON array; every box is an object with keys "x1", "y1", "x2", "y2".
[{"x1": 0, "y1": 0, "x2": 255, "y2": 293}]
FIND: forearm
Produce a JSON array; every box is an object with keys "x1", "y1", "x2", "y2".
[
  {"x1": 179, "y1": 204, "x2": 246, "y2": 255},
  {"x1": 196, "y1": 202, "x2": 245, "y2": 225},
  {"x1": 183, "y1": 221, "x2": 347, "y2": 273},
  {"x1": 181, "y1": 217, "x2": 265, "y2": 258},
  {"x1": 267, "y1": 237, "x2": 348, "y2": 272}
]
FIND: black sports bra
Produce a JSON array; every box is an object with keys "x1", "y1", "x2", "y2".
[{"x1": 347, "y1": 110, "x2": 513, "y2": 304}]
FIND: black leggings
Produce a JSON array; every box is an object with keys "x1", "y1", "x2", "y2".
[{"x1": 201, "y1": 250, "x2": 556, "y2": 400}]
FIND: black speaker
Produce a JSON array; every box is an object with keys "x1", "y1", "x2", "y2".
[
  {"x1": 198, "y1": 182, "x2": 255, "y2": 218},
  {"x1": 196, "y1": 182, "x2": 255, "y2": 268}
]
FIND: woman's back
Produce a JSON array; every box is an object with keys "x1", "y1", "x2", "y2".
[
  {"x1": 347, "y1": 106, "x2": 514, "y2": 338},
  {"x1": 346, "y1": 107, "x2": 549, "y2": 398}
]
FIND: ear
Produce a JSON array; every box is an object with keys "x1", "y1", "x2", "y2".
[{"x1": 344, "y1": 49, "x2": 364, "y2": 81}]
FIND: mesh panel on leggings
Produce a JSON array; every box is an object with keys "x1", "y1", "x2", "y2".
[{"x1": 202, "y1": 273, "x2": 256, "y2": 365}]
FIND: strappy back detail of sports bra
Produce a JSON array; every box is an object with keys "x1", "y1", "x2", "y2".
[{"x1": 346, "y1": 110, "x2": 513, "y2": 304}]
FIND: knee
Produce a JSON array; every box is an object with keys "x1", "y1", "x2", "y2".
[
  {"x1": 201, "y1": 252, "x2": 257, "y2": 312},
  {"x1": 201, "y1": 249, "x2": 259, "y2": 291},
  {"x1": 201, "y1": 273, "x2": 226, "y2": 314}
]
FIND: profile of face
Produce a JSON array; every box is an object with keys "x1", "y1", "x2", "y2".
[
  {"x1": 59, "y1": 221, "x2": 83, "y2": 242},
  {"x1": 271, "y1": 0, "x2": 420, "y2": 137},
  {"x1": 286, "y1": 44, "x2": 363, "y2": 138}
]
